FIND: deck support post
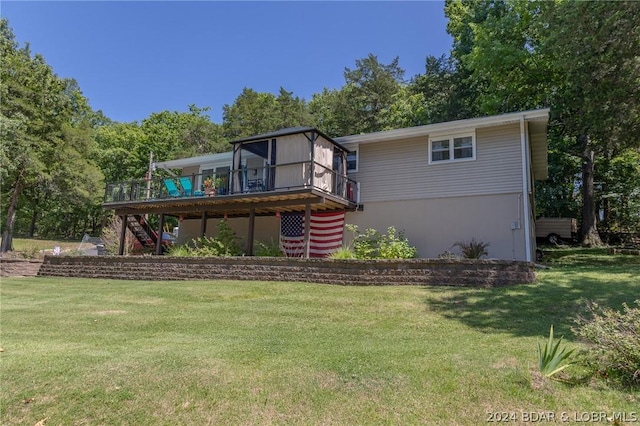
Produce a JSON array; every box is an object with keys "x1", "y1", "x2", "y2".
[
  {"x1": 118, "y1": 215, "x2": 127, "y2": 255},
  {"x1": 304, "y1": 203, "x2": 311, "y2": 258},
  {"x1": 200, "y1": 211, "x2": 208, "y2": 237},
  {"x1": 247, "y1": 208, "x2": 255, "y2": 256},
  {"x1": 155, "y1": 213, "x2": 165, "y2": 255}
]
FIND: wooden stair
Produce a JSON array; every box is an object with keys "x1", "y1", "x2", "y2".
[{"x1": 126, "y1": 215, "x2": 159, "y2": 251}]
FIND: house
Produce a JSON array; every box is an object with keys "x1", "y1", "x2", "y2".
[{"x1": 103, "y1": 108, "x2": 550, "y2": 262}]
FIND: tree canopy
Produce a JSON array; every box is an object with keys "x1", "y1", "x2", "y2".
[
  {"x1": 444, "y1": 0, "x2": 640, "y2": 245},
  {"x1": 1, "y1": 19, "x2": 103, "y2": 249}
]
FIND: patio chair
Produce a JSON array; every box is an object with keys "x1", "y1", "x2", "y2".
[
  {"x1": 178, "y1": 176, "x2": 204, "y2": 197},
  {"x1": 163, "y1": 178, "x2": 182, "y2": 197}
]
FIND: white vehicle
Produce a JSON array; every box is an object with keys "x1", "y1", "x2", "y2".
[{"x1": 535, "y1": 217, "x2": 577, "y2": 244}]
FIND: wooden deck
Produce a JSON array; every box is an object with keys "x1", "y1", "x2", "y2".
[
  {"x1": 104, "y1": 187, "x2": 356, "y2": 219},
  {"x1": 102, "y1": 155, "x2": 359, "y2": 256}
]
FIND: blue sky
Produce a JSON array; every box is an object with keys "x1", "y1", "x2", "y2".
[{"x1": 2, "y1": 1, "x2": 452, "y2": 124}]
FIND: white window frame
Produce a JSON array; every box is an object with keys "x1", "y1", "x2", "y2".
[
  {"x1": 428, "y1": 133, "x2": 476, "y2": 164},
  {"x1": 346, "y1": 147, "x2": 358, "y2": 173}
]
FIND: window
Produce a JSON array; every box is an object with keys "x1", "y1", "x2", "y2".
[
  {"x1": 200, "y1": 168, "x2": 214, "y2": 186},
  {"x1": 431, "y1": 140, "x2": 450, "y2": 162},
  {"x1": 429, "y1": 134, "x2": 475, "y2": 163},
  {"x1": 453, "y1": 136, "x2": 473, "y2": 159},
  {"x1": 347, "y1": 149, "x2": 358, "y2": 172}
]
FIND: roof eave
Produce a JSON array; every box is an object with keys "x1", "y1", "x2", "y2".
[
  {"x1": 230, "y1": 127, "x2": 349, "y2": 152},
  {"x1": 336, "y1": 108, "x2": 550, "y2": 146},
  {"x1": 155, "y1": 151, "x2": 233, "y2": 169}
]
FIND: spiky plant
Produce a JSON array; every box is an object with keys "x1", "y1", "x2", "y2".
[{"x1": 538, "y1": 325, "x2": 575, "y2": 378}]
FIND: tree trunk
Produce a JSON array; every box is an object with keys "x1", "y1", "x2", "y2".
[
  {"x1": 29, "y1": 207, "x2": 38, "y2": 238},
  {"x1": 1, "y1": 168, "x2": 25, "y2": 252},
  {"x1": 579, "y1": 135, "x2": 603, "y2": 246}
]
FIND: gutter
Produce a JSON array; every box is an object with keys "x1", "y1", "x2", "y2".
[{"x1": 336, "y1": 108, "x2": 550, "y2": 146}]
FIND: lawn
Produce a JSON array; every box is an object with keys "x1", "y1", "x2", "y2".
[
  {"x1": 8, "y1": 238, "x2": 91, "y2": 258},
  {"x1": 1, "y1": 249, "x2": 638, "y2": 425}
]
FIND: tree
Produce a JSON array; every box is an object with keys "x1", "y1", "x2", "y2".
[
  {"x1": 444, "y1": 0, "x2": 640, "y2": 246},
  {"x1": 141, "y1": 106, "x2": 226, "y2": 159},
  {"x1": 597, "y1": 148, "x2": 640, "y2": 240},
  {"x1": 1, "y1": 18, "x2": 104, "y2": 250},
  {"x1": 222, "y1": 88, "x2": 279, "y2": 139},
  {"x1": 309, "y1": 87, "x2": 358, "y2": 137},
  {"x1": 178, "y1": 105, "x2": 227, "y2": 157},
  {"x1": 94, "y1": 122, "x2": 150, "y2": 183},
  {"x1": 309, "y1": 54, "x2": 408, "y2": 136},
  {"x1": 446, "y1": 0, "x2": 551, "y2": 115},
  {"x1": 275, "y1": 88, "x2": 312, "y2": 129},
  {"x1": 343, "y1": 54, "x2": 405, "y2": 133},
  {"x1": 222, "y1": 87, "x2": 312, "y2": 139},
  {"x1": 407, "y1": 55, "x2": 466, "y2": 124},
  {"x1": 542, "y1": 0, "x2": 640, "y2": 245}
]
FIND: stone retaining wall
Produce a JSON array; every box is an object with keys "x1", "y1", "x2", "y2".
[
  {"x1": 38, "y1": 255, "x2": 535, "y2": 287},
  {"x1": 1, "y1": 258, "x2": 44, "y2": 277}
]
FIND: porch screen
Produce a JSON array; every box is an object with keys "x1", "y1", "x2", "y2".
[
  {"x1": 275, "y1": 135, "x2": 310, "y2": 190},
  {"x1": 313, "y1": 138, "x2": 334, "y2": 192}
]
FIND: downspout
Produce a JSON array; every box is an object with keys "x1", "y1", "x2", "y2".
[{"x1": 520, "y1": 116, "x2": 532, "y2": 262}]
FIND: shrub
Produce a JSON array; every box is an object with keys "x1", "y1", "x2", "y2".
[
  {"x1": 574, "y1": 300, "x2": 640, "y2": 386},
  {"x1": 254, "y1": 239, "x2": 284, "y2": 257},
  {"x1": 452, "y1": 237, "x2": 490, "y2": 259},
  {"x1": 168, "y1": 219, "x2": 243, "y2": 257},
  {"x1": 100, "y1": 215, "x2": 134, "y2": 255},
  {"x1": 329, "y1": 247, "x2": 357, "y2": 259},
  {"x1": 378, "y1": 226, "x2": 418, "y2": 259},
  {"x1": 537, "y1": 325, "x2": 575, "y2": 379},
  {"x1": 346, "y1": 224, "x2": 418, "y2": 259},
  {"x1": 167, "y1": 244, "x2": 194, "y2": 257},
  {"x1": 347, "y1": 224, "x2": 380, "y2": 259}
]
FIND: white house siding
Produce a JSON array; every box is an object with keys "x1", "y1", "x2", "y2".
[
  {"x1": 346, "y1": 123, "x2": 523, "y2": 203},
  {"x1": 344, "y1": 193, "x2": 528, "y2": 260},
  {"x1": 341, "y1": 122, "x2": 533, "y2": 261}
]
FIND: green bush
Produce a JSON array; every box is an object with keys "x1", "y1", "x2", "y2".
[
  {"x1": 347, "y1": 224, "x2": 417, "y2": 259},
  {"x1": 452, "y1": 238, "x2": 490, "y2": 259},
  {"x1": 347, "y1": 224, "x2": 379, "y2": 259},
  {"x1": 378, "y1": 226, "x2": 418, "y2": 259},
  {"x1": 574, "y1": 300, "x2": 640, "y2": 386},
  {"x1": 168, "y1": 219, "x2": 243, "y2": 257},
  {"x1": 167, "y1": 244, "x2": 194, "y2": 257},
  {"x1": 254, "y1": 239, "x2": 284, "y2": 257},
  {"x1": 329, "y1": 247, "x2": 358, "y2": 259}
]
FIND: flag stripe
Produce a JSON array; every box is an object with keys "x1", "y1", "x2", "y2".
[{"x1": 280, "y1": 211, "x2": 345, "y2": 257}]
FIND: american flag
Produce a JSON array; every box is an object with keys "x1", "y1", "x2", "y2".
[{"x1": 280, "y1": 211, "x2": 345, "y2": 257}]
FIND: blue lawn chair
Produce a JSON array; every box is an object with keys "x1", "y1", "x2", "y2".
[
  {"x1": 178, "y1": 176, "x2": 204, "y2": 197},
  {"x1": 163, "y1": 178, "x2": 182, "y2": 197}
]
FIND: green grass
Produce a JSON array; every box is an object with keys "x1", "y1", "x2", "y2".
[
  {"x1": 8, "y1": 238, "x2": 87, "y2": 258},
  {"x1": 1, "y1": 249, "x2": 638, "y2": 424}
]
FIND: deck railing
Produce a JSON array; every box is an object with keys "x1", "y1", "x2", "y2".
[{"x1": 104, "y1": 161, "x2": 359, "y2": 205}]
